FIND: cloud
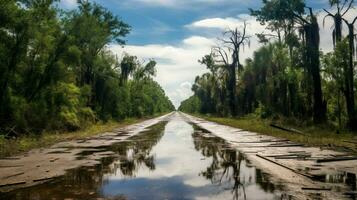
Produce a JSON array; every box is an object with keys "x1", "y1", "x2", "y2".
[
  {"x1": 183, "y1": 36, "x2": 216, "y2": 48},
  {"x1": 188, "y1": 17, "x2": 244, "y2": 30},
  {"x1": 188, "y1": 14, "x2": 266, "y2": 33},
  {"x1": 128, "y1": 0, "x2": 241, "y2": 7},
  {"x1": 187, "y1": 14, "x2": 266, "y2": 63},
  {"x1": 180, "y1": 81, "x2": 192, "y2": 89},
  {"x1": 59, "y1": 0, "x2": 77, "y2": 9},
  {"x1": 110, "y1": 36, "x2": 213, "y2": 108},
  {"x1": 114, "y1": 0, "x2": 260, "y2": 11}
]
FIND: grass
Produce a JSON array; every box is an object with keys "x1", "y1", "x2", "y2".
[
  {"x1": 195, "y1": 114, "x2": 357, "y2": 153},
  {"x1": 0, "y1": 114, "x2": 164, "y2": 158}
]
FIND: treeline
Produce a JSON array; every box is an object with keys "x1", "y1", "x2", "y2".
[
  {"x1": 179, "y1": 0, "x2": 357, "y2": 130},
  {"x1": 0, "y1": 0, "x2": 174, "y2": 134}
]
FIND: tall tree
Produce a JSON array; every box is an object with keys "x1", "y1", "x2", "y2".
[
  {"x1": 65, "y1": 0, "x2": 130, "y2": 101},
  {"x1": 302, "y1": 8, "x2": 327, "y2": 123},
  {"x1": 342, "y1": 17, "x2": 357, "y2": 129},
  {"x1": 216, "y1": 22, "x2": 250, "y2": 116},
  {"x1": 0, "y1": 0, "x2": 30, "y2": 121}
]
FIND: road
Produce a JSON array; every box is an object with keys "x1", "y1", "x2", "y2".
[{"x1": 0, "y1": 112, "x2": 356, "y2": 199}]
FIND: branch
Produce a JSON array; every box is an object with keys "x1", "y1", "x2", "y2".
[
  {"x1": 353, "y1": 16, "x2": 357, "y2": 25},
  {"x1": 342, "y1": 16, "x2": 357, "y2": 26},
  {"x1": 323, "y1": 8, "x2": 334, "y2": 17},
  {"x1": 212, "y1": 46, "x2": 229, "y2": 65},
  {"x1": 218, "y1": 36, "x2": 234, "y2": 46},
  {"x1": 322, "y1": 12, "x2": 334, "y2": 28},
  {"x1": 292, "y1": 12, "x2": 309, "y2": 25},
  {"x1": 307, "y1": 7, "x2": 314, "y2": 18},
  {"x1": 342, "y1": 0, "x2": 354, "y2": 16}
]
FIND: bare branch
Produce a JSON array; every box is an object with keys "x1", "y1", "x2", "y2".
[
  {"x1": 323, "y1": 9, "x2": 335, "y2": 28},
  {"x1": 353, "y1": 16, "x2": 357, "y2": 25},
  {"x1": 212, "y1": 46, "x2": 229, "y2": 65},
  {"x1": 342, "y1": 0, "x2": 354, "y2": 16}
]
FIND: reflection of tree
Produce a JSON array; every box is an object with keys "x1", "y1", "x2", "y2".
[
  {"x1": 108, "y1": 122, "x2": 166, "y2": 177},
  {"x1": 1, "y1": 122, "x2": 167, "y2": 200},
  {"x1": 193, "y1": 131, "x2": 246, "y2": 200},
  {"x1": 193, "y1": 128, "x2": 286, "y2": 200}
]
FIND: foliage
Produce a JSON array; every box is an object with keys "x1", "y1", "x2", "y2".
[{"x1": 0, "y1": 0, "x2": 174, "y2": 136}]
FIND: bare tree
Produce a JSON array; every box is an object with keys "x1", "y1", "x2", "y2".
[
  {"x1": 213, "y1": 22, "x2": 250, "y2": 116},
  {"x1": 323, "y1": 0, "x2": 354, "y2": 46}
]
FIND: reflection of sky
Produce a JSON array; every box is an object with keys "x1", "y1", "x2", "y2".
[{"x1": 102, "y1": 116, "x2": 282, "y2": 199}]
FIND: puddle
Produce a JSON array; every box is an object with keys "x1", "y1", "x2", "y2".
[{"x1": 0, "y1": 116, "x2": 287, "y2": 199}]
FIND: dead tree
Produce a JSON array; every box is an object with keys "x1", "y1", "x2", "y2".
[
  {"x1": 323, "y1": 0, "x2": 354, "y2": 46},
  {"x1": 297, "y1": 8, "x2": 327, "y2": 123},
  {"x1": 216, "y1": 22, "x2": 250, "y2": 116}
]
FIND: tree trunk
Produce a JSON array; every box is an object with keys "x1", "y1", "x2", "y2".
[
  {"x1": 334, "y1": 15, "x2": 343, "y2": 45},
  {"x1": 347, "y1": 24, "x2": 356, "y2": 130},
  {"x1": 228, "y1": 63, "x2": 237, "y2": 116},
  {"x1": 304, "y1": 18, "x2": 327, "y2": 123}
]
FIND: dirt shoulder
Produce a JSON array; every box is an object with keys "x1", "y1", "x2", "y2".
[
  {"x1": 195, "y1": 114, "x2": 357, "y2": 154},
  {"x1": 0, "y1": 113, "x2": 172, "y2": 192},
  {"x1": 0, "y1": 114, "x2": 167, "y2": 158}
]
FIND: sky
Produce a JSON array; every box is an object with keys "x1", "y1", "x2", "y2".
[{"x1": 59, "y1": 0, "x2": 357, "y2": 108}]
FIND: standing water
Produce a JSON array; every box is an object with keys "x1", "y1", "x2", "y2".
[{"x1": 1, "y1": 114, "x2": 285, "y2": 200}]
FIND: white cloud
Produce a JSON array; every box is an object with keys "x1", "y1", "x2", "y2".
[
  {"x1": 188, "y1": 14, "x2": 266, "y2": 33},
  {"x1": 59, "y1": 0, "x2": 77, "y2": 9},
  {"x1": 188, "y1": 17, "x2": 243, "y2": 30},
  {"x1": 183, "y1": 36, "x2": 215, "y2": 48},
  {"x1": 128, "y1": 0, "x2": 246, "y2": 7},
  {"x1": 180, "y1": 81, "x2": 192, "y2": 89}
]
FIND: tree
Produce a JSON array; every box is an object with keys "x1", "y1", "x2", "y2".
[
  {"x1": 120, "y1": 54, "x2": 138, "y2": 85},
  {"x1": 252, "y1": 0, "x2": 326, "y2": 123},
  {"x1": 215, "y1": 22, "x2": 250, "y2": 116},
  {"x1": 323, "y1": 0, "x2": 354, "y2": 46},
  {"x1": 342, "y1": 17, "x2": 357, "y2": 129},
  {"x1": 65, "y1": 0, "x2": 130, "y2": 103}
]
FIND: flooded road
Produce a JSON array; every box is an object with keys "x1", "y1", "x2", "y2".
[{"x1": 1, "y1": 113, "x2": 285, "y2": 200}]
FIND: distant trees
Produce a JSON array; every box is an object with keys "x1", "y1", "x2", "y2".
[
  {"x1": 180, "y1": 0, "x2": 357, "y2": 131},
  {"x1": 0, "y1": 0, "x2": 174, "y2": 135}
]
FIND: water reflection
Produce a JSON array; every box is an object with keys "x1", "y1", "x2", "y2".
[
  {"x1": 193, "y1": 131, "x2": 247, "y2": 199},
  {"x1": 192, "y1": 129, "x2": 282, "y2": 200},
  {"x1": 0, "y1": 117, "x2": 284, "y2": 200},
  {"x1": 107, "y1": 122, "x2": 166, "y2": 177}
]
